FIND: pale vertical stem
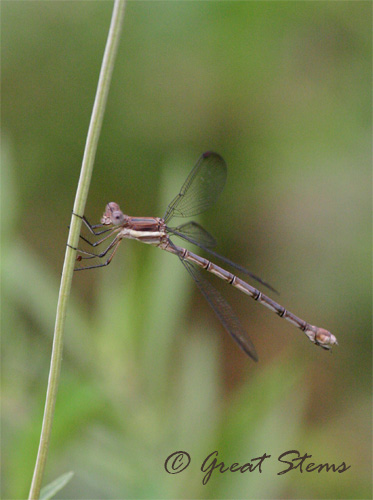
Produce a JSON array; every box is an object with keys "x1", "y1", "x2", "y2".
[{"x1": 28, "y1": 2, "x2": 127, "y2": 498}]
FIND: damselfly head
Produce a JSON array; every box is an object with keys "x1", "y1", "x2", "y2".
[{"x1": 101, "y1": 202, "x2": 126, "y2": 226}]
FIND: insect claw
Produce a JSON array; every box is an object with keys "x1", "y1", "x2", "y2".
[{"x1": 72, "y1": 211, "x2": 83, "y2": 219}]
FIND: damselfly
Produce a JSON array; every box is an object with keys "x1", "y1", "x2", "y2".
[{"x1": 72, "y1": 152, "x2": 337, "y2": 361}]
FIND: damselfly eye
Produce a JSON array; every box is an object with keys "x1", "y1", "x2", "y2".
[{"x1": 112, "y1": 211, "x2": 124, "y2": 225}]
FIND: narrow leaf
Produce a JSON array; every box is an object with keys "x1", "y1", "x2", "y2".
[{"x1": 40, "y1": 472, "x2": 74, "y2": 500}]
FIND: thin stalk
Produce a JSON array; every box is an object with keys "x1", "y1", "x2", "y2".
[{"x1": 28, "y1": 2, "x2": 127, "y2": 498}]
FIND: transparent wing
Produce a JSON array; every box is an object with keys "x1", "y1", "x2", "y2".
[
  {"x1": 168, "y1": 226, "x2": 278, "y2": 294},
  {"x1": 163, "y1": 152, "x2": 227, "y2": 223},
  {"x1": 168, "y1": 221, "x2": 217, "y2": 249},
  {"x1": 178, "y1": 254, "x2": 258, "y2": 361}
]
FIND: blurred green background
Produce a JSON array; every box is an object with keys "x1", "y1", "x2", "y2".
[{"x1": 1, "y1": 1, "x2": 371, "y2": 499}]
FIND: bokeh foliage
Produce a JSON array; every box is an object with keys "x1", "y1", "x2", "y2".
[{"x1": 1, "y1": 1, "x2": 371, "y2": 499}]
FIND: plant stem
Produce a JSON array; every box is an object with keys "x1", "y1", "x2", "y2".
[{"x1": 28, "y1": 2, "x2": 127, "y2": 498}]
